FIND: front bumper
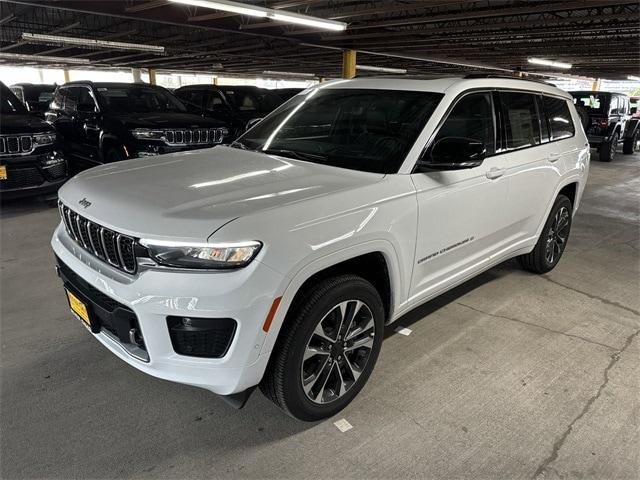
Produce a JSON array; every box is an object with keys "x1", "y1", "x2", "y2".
[
  {"x1": 51, "y1": 223, "x2": 285, "y2": 395},
  {"x1": 0, "y1": 150, "x2": 68, "y2": 198}
]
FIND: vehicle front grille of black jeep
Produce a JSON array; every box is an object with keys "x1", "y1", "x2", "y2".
[
  {"x1": 164, "y1": 128, "x2": 225, "y2": 146},
  {"x1": 0, "y1": 166, "x2": 45, "y2": 189},
  {"x1": 58, "y1": 202, "x2": 138, "y2": 274},
  {"x1": 0, "y1": 135, "x2": 34, "y2": 155}
]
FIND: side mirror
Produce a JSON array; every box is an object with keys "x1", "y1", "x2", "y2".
[
  {"x1": 418, "y1": 137, "x2": 486, "y2": 171},
  {"x1": 77, "y1": 103, "x2": 96, "y2": 113}
]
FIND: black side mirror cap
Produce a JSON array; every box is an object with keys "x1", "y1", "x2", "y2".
[{"x1": 416, "y1": 137, "x2": 486, "y2": 172}]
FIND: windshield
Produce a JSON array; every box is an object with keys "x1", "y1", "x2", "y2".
[
  {"x1": 1, "y1": 84, "x2": 27, "y2": 114},
  {"x1": 235, "y1": 88, "x2": 443, "y2": 174},
  {"x1": 572, "y1": 93, "x2": 609, "y2": 114},
  {"x1": 95, "y1": 86, "x2": 187, "y2": 113}
]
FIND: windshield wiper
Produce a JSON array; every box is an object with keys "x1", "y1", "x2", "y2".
[{"x1": 261, "y1": 148, "x2": 327, "y2": 162}]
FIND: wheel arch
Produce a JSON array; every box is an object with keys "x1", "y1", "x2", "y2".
[{"x1": 260, "y1": 241, "x2": 402, "y2": 357}]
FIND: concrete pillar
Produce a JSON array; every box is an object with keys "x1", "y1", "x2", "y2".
[
  {"x1": 342, "y1": 49, "x2": 356, "y2": 79},
  {"x1": 212, "y1": 76, "x2": 218, "y2": 85},
  {"x1": 131, "y1": 68, "x2": 143, "y2": 83},
  {"x1": 148, "y1": 69, "x2": 157, "y2": 85},
  {"x1": 591, "y1": 78, "x2": 601, "y2": 91},
  {"x1": 63, "y1": 69, "x2": 70, "y2": 83}
]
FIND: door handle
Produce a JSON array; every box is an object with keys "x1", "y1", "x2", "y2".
[
  {"x1": 485, "y1": 167, "x2": 505, "y2": 180},
  {"x1": 548, "y1": 153, "x2": 561, "y2": 162}
]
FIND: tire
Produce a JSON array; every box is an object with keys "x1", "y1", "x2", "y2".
[
  {"x1": 260, "y1": 275, "x2": 385, "y2": 421},
  {"x1": 104, "y1": 146, "x2": 124, "y2": 163},
  {"x1": 517, "y1": 195, "x2": 572, "y2": 274},
  {"x1": 622, "y1": 131, "x2": 638, "y2": 154},
  {"x1": 598, "y1": 131, "x2": 619, "y2": 162}
]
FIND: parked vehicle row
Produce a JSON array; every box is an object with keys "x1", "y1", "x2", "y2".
[
  {"x1": 53, "y1": 75, "x2": 590, "y2": 420},
  {"x1": 1, "y1": 81, "x2": 303, "y2": 199},
  {"x1": 569, "y1": 90, "x2": 639, "y2": 161}
]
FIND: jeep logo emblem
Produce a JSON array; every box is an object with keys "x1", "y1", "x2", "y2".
[{"x1": 78, "y1": 198, "x2": 92, "y2": 209}]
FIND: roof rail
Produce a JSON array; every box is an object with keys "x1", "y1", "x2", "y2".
[{"x1": 463, "y1": 73, "x2": 550, "y2": 85}]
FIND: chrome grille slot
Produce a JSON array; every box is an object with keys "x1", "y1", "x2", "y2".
[{"x1": 58, "y1": 201, "x2": 137, "y2": 274}]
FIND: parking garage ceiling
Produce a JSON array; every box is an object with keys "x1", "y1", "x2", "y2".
[{"x1": 0, "y1": 0, "x2": 638, "y2": 79}]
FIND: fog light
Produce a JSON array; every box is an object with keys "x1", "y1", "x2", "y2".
[{"x1": 167, "y1": 316, "x2": 237, "y2": 358}]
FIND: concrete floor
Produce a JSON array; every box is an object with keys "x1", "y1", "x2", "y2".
[{"x1": 1, "y1": 150, "x2": 638, "y2": 480}]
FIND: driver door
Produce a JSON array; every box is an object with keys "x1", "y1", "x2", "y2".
[{"x1": 408, "y1": 91, "x2": 511, "y2": 305}]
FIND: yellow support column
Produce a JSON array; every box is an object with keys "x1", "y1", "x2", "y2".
[
  {"x1": 591, "y1": 78, "x2": 601, "y2": 91},
  {"x1": 63, "y1": 69, "x2": 70, "y2": 83},
  {"x1": 342, "y1": 49, "x2": 356, "y2": 79},
  {"x1": 148, "y1": 69, "x2": 157, "y2": 85},
  {"x1": 212, "y1": 76, "x2": 218, "y2": 85}
]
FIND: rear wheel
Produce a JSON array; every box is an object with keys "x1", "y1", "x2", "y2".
[
  {"x1": 518, "y1": 195, "x2": 572, "y2": 274},
  {"x1": 623, "y1": 131, "x2": 638, "y2": 154},
  {"x1": 260, "y1": 275, "x2": 384, "y2": 421},
  {"x1": 599, "y1": 132, "x2": 618, "y2": 162}
]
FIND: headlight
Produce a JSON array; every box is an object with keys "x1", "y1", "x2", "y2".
[
  {"x1": 131, "y1": 129, "x2": 165, "y2": 141},
  {"x1": 33, "y1": 133, "x2": 56, "y2": 146},
  {"x1": 140, "y1": 239, "x2": 262, "y2": 269}
]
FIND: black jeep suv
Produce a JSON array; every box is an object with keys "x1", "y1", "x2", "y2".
[
  {"x1": 0, "y1": 82, "x2": 69, "y2": 199},
  {"x1": 174, "y1": 85, "x2": 283, "y2": 140},
  {"x1": 570, "y1": 91, "x2": 633, "y2": 161},
  {"x1": 46, "y1": 82, "x2": 230, "y2": 169}
]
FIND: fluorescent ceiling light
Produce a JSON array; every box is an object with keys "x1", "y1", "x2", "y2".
[
  {"x1": 22, "y1": 33, "x2": 165, "y2": 53},
  {"x1": 356, "y1": 64, "x2": 407, "y2": 74},
  {"x1": 527, "y1": 57, "x2": 572, "y2": 69},
  {"x1": 628, "y1": 75, "x2": 640, "y2": 81},
  {"x1": 169, "y1": 0, "x2": 347, "y2": 31},
  {"x1": 263, "y1": 70, "x2": 317, "y2": 77},
  {"x1": 0, "y1": 52, "x2": 90, "y2": 64}
]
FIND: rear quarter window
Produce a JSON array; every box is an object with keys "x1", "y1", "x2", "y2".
[{"x1": 543, "y1": 97, "x2": 575, "y2": 140}]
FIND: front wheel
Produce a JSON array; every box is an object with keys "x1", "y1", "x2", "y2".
[
  {"x1": 260, "y1": 275, "x2": 384, "y2": 421},
  {"x1": 518, "y1": 195, "x2": 573, "y2": 274},
  {"x1": 623, "y1": 131, "x2": 638, "y2": 154}
]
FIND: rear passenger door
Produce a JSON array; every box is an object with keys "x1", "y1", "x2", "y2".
[{"x1": 499, "y1": 91, "x2": 575, "y2": 243}]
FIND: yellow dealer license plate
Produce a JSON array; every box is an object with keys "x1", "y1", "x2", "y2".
[
  {"x1": 66, "y1": 289, "x2": 90, "y2": 326},
  {"x1": 0, "y1": 166, "x2": 7, "y2": 180}
]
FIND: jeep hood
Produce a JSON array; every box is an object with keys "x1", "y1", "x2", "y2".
[{"x1": 58, "y1": 146, "x2": 384, "y2": 241}]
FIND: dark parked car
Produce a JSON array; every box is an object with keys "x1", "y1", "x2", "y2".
[
  {"x1": 570, "y1": 91, "x2": 636, "y2": 160},
  {"x1": 275, "y1": 88, "x2": 304, "y2": 102},
  {"x1": 174, "y1": 85, "x2": 283, "y2": 139},
  {"x1": 0, "y1": 82, "x2": 69, "y2": 199},
  {"x1": 45, "y1": 82, "x2": 230, "y2": 169},
  {"x1": 10, "y1": 83, "x2": 56, "y2": 118}
]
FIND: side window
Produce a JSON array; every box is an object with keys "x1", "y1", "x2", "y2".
[
  {"x1": 432, "y1": 92, "x2": 495, "y2": 155},
  {"x1": 609, "y1": 96, "x2": 618, "y2": 114},
  {"x1": 205, "y1": 91, "x2": 224, "y2": 110},
  {"x1": 63, "y1": 87, "x2": 80, "y2": 112},
  {"x1": 50, "y1": 88, "x2": 66, "y2": 110},
  {"x1": 543, "y1": 96, "x2": 575, "y2": 140},
  {"x1": 10, "y1": 87, "x2": 24, "y2": 103},
  {"x1": 76, "y1": 87, "x2": 95, "y2": 108},
  {"x1": 499, "y1": 92, "x2": 540, "y2": 149},
  {"x1": 182, "y1": 90, "x2": 204, "y2": 110}
]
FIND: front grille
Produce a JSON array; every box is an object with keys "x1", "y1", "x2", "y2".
[
  {"x1": 164, "y1": 128, "x2": 225, "y2": 146},
  {"x1": 59, "y1": 202, "x2": 138, "y2": 274},
  {"x1": 0, "y1": 166, "x2": 44, "y2": 190},
  {"x1": 0, "y1": 135, "x2": 34, "y2": 155},
  {"x1": 167, "y1": 317, "x2": 237, "y2": 358}
]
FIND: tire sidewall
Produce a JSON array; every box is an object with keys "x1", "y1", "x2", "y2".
[{"x1": 282, "y1": 279, "x2": 385, "y2": 421}]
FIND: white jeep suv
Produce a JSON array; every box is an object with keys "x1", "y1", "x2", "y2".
[{"x1": 52, "y1": 76, "x2": 589, "y2": 421}]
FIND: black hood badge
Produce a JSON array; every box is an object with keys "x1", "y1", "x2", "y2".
[{"x1": 78, "y1": 198, "x2": 92, "y2": 209}]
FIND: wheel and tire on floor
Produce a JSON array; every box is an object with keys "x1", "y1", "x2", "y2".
[
  {"x1": 260, "y1": 275, "x2": 385, "y2": 421},
  {"x1": 518, "y1": 194, "x2": 573, "y2": 274},
  {"x1": 598, "y1": 131, "x2": 619, "y2": 162},
  {"x1": 622, "y1": 131, "x2": 638, "y2": 155}
]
